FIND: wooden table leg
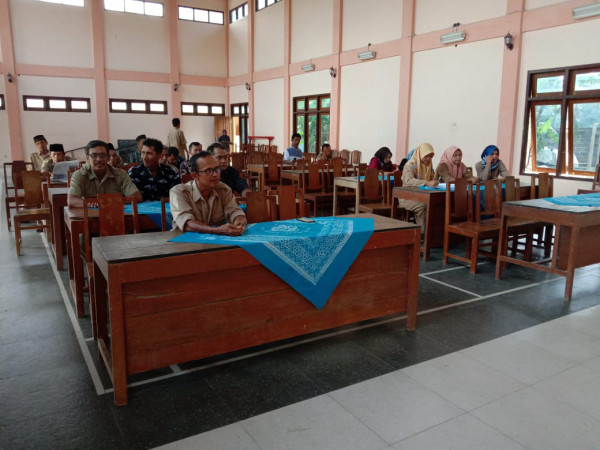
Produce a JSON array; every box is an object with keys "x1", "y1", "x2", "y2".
[
  {"x1": 564, "y1": 225, "x2": 579, "y2": 301},
  {"x1": 333, "y1": 184, "x2": 338, "y2": 216},
  {"x1": 495, "y1": 213, "x2": 509, "y2": 280},
  {"x1": 109, "y1": 271, "x2": 128, "y2": 406},
  {"x1": 52, "y1": 203, "x2": 65, "y2": 270},
  {"x1": 70, "y1": 221, "x2": 86, "y2": 317},
  {"x1": 354, "y1": 180, "x2": 360, "y2": 213}
]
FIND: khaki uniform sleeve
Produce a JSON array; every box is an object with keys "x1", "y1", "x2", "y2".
[
  {"x1": 118, "y1": 171, "x2": 140, "y2": 197},
  {"x1": 68, "y1": 169, "x2": 85, "y2": 197},
  {"x1": 40, "y1": 159, "x2": 52, "y2": 174},
  {"x1": 220, "y1": 186, "x2": 246, "y2": 223},
  {"x1": 475, "y1": 161, "x2": 490, "y2": 180},
  {"x1": 497, "y1": 161, "x2": 509, "y2": 178},
  {"x1": 169, "y1": 186, "x2": 197, "y2": 231},
  {"x1": 401, "y1": 163, "x2": 426, "y2": 186},
  {"x1": 435, "y1": 162, "x2": 453, "y2": 183}
]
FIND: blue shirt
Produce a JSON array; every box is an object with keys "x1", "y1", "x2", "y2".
[{"x1": 284, "y1": 146, "x2": 304, "y2": 161}]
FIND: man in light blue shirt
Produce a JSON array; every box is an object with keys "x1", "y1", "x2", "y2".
[{"x1": 283, "y1": 133, "x2": 304, "y2": 161}]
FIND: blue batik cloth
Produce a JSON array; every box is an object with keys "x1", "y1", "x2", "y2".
[
  {"x1": 168, "y1": 217, "x2": 374, "y2": 309},
  {"x1": 544, "y1": 193, "x2": 600, "y2": 207}
]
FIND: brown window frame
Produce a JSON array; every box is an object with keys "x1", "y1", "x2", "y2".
[
  {"x1": 231, "y1": 103, "x2": 248, "y2": 116},
  {"x1": 0, "y1": 94, "x2": 5, "y2": 110},
  {"x1": 229, "y1": 3, "x2": 248, "y2": 23},
  {"x1": 23, "y1": 95, "x2": 91, "y2": 112},
  {"x1": 181, "y1": 102, "x2": 225, "y2": 117},
  {"x1": 178, "y1": 5, "x2": 224, "y2": 25},
  {"x1": 293, "y1": 94, "x2": 330, "y2": 155},
  {"x1": 255, "y1": 0, "x2": 281, "y2": 12},
  {"x1": 520, "y1": 63, "x2": 600, "y2": 179},
  {"x1": 109, "y1": 98, "x2": 167, "y2": 115}
]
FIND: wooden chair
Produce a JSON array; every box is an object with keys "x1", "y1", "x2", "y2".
[
  {"x1": 339, "y1": 149, "x2": 350, "y2": 164},
  {"x1": 14, "y1": 170, "x2": 52, "y2": 256},
  {"x1": 350, "y1": 150, "x2": 362, "y2": 165},
  {"x1": 357, "y1": 168, "x2": 393, "y2": 216},
  {"x1": 83, "y1": 194, "x2": 139, "y2": 334},
  {"x1": 4, "y1": 161, "x2": 32, "y2": 231},
  {"x1": 303, "y1": 162, "x2": 333, "y2": 216},
  {"x1": 160, "y1": 197, "x2": 169, "y2": 231},
  {"x1": 231, "y1": 152, "x2": 246, "y2": 173},
  {"x1": 245, "y1": 191, "x2": 275, "y2": 223},
  {"x1": 263, "y1": 153, "x2": 283, "y2": 188},
  {"x1": 181, "y1": 173, "x2": 193, "y2": 184},
  {"x1": 529, "y1": 172, "x2": 554, "y2": 256},
  {"x1": 267, "y1": 185, "x2": 306, "y2": 220}
]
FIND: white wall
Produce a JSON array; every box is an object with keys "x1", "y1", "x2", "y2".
[
  {"x1": 106, "y1": 80, "x2": 171, "y2": 144},
  {"x1": 228, "y1": 17, "x2": 248, "y2": 76},
  {"x1": 339, "y1": 57, "x2": 401, "y2": 156},
  {"x1": 410, "y1": 39, "x2": 503, "y2": 170},
  {"x1": 342, "y1": 0, "x2": 403, "y2": 51},
  {"x1": 10, "y1": 0, "x2": 93, "y2": 68},
  {"x1": 291, "y1": 0, "x2": 333, "y2": 62},
  {"x1": 514, "y1": 18, "x2": 600, "y2": 196},
  {"x1": 254, "y1": 2, "x2": 284, "y2": 71},
  {"x1": 178, "y1": 19, "x2": 227, "y2": 77},
  {"x1": 229, "y1": 84, "x2": 250, "y2": 105},
  {"x1": 180, "y1": 84, "x2": 227, "y2": 146},
  {"x1": 104, "y1": 3, "x2": 170, "y2": 72},
  {"x1": 526, "y1": 0, "x2": 566, "y2": 10},
  {"x1": 18, "y1": 76, "x2": 97, "y2": 152},
  {"x1": 415, "y1": 0, "x2": 506, "y2": 35},
  {"x1": 254, "y1": 78, "x2": 284, "y2": 149}
]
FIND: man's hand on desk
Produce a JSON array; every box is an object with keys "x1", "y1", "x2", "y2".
[
  {"x1": 215, "y1": 222, "x2": 245, "y2": 236},
  {"x1": 425, "y1": 180, "x2": 439, "y2": 187}
]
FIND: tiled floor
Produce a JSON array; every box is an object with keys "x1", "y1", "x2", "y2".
[{"x1": 2, "y1": 187, "x2": 600, "y2": 449}]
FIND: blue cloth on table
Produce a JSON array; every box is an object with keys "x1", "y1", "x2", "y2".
[
  {"x1": 168, "y1": 217, "x2": 374, "y2": 309},
  {"x1": 543, "y1": 193, "x2": 600, "y2": 207}
]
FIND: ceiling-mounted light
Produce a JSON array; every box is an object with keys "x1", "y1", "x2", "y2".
[
  {"x1": 301, "y1": 64, "x2": 315, "y2": 72},
  {"x1": 573, "y1": 2, "x2": 600, "y2": 19},
  {"x1": 504, "y1": 32, "x2": 514, "y2": 50},
  {"x1": 441, "y1": 22, "x2": 465, "y2": 45},
  {"x1": 358, "y1": 43, "x2": 376, "y2": 61}
]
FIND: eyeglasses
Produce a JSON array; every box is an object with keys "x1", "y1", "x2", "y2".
[
  {"x1": 89, "y1": 153, "x2": 108, "y2": 159},
  {"x1": 196, "y1": 167, "x2": 222, "y2": 176}
]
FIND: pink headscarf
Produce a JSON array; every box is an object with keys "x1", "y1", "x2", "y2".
[{"x1": 439, "y1": 146, "x2": 466, "y2": 179}]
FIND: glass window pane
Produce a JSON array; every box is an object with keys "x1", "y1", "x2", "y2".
[
  {"x1": 574, "y1": 72, "x2": 600, "y2": 92},
  {"x1": 308, "y1": 99, "x2": 317, "y2": 109},
  {"x1": 124, "y1": 0, "x2": 143, "y2": 14},
  {"x1": 39, "y1": 0, "x2": 62, "y2": 3},
  {"x1": 233, "y1": 106, "x2": 240, "y2": 115},
  {"x1": 533, "y1": 104, "x2": 561, "y2": 169},
  {"x1": 104, "y1": 0, "x2": 124, "y2": 11},
  {"x1": 182, "y1": 104, "x2": 194, "y2": 114},
  {"x1": 267, "y1": 0, "x2": 275, "y2": 5},
  {"x1": 149, "y1": 103, "x2": 164, "y2": 112},
  {"x1": 195, "y1": 9, "x2": 208, "y2": 22},
  {"x1": 212, "y1": 105, "x2": 224, "y2": 115},
  {"x1": 296, "y1": 116, "x2": 305, "y2": 151},
  {"x1": 209, "y1": 11, "x2": 223, "y2": 24},
  {"x1": 179, "y1": 6, "x2": 193, "y2": 20},
  {"x1": 244, "y1": 4, "x2": 248, "y2": 15},
  {"x1": 144, "y1": 1, "x2": 163, "y2": 16},
  {"x1": 63, "y1": 0, "x2": 84, "y2": 6},
  {"x1": 320, "y1": 97, "x2": 330, "y2": 109},
  {"x1": 296, "y1": 100, "x2": 305, "y2": 110},
  {"x1": 0, "y1": 97, "x2": 4, "y2": 108},
  {"x1": 572, "y1": 102, "x2": 600, "y2": 172},
  {"x1": 197, "y1": 105, "x2": 209, "y2": 114},
  {"x1": 320, "y1": 114, "x2": 330, "y2": 146},
  {"x1": 131, "y1": 102, "x2": 146, "y2": 111},
  {"x1": 111, "y1": 101, "x2": 127, "y2": 111},
  {"x1": 26, "y1": 98, "x2": 45, "y2": 109},
  {"x1": 49, "y1": 99, "x2": 67, "y2": 109},
  {"x1": 71, "y1": 100, "x2": 88, "y2": 110},
  {"x1": 307, "y1": 114, "x2": 317, "y2": 154},
  {"x1": 257, "y1": 0, "x2": 265, "y2": 10},
  {"x1": 536, "y1": 75, "x2": 563, "y2": 94}
]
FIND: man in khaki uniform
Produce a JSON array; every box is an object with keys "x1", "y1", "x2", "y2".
[
  {"x1": 170, "y1": 151, "x2": 246, "y2": 235},
  {"x1": 41, "y1": 143, "x2": 73, "y2": 174},
  {"x1": 30, "y1": 135, "x2": 51, "y2": 171},
  {"x1": 68, "y1": 140, "x2": 142, "y2": 208},
  {"x1": 166, "y1": 118, "x2": 187, "y2": 156}
]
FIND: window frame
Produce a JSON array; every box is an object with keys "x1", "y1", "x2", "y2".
[
  {"x1": 181, "y1": 102, "x2": 226, "y2": 117},
  {"x1": 178, "y1": 5, "x2": 224, "y2": 25},
  {"x1": 39, "y1": 0, "x2": 85, "y2": 7},
  {"x1": 229, "y1": 3, "x2": 248, "y2": 24},
  {"x1": 0, "y1": 94, "x2": 5, "y2": 111},
  {"x1": 255, "y1": 0, "x2": 280, "y2": 12},
  {"x1": 22, "y1": 95, "x2": 91, "y2": 113},
  {"x1": 104, "y1": 0, "x2": 164, "y2": 17},
  {"x1": 231, "y1": 103, "x2": 248, "y2": 116},
  {"x1": 520, "y1": 63, "x2": 600, "y2": 180},
  {"x1": 293, "y1": 93, "x2": 330, "y2": 155},
  {"x1": 108, "y1": 98, "x2": 167, "y2": 115}
]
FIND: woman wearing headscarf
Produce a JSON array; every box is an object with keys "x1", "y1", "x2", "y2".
[
  {"x1": 398, "y1": 148, "x2": 416, "y2": 171},
  {"x1": 435, "y1": 146, "x2": 471, "y2": 182},
  {"x1": 398, "y1": 143, "x2": 439, "y2": 232},
  {"x1": 475, "y1": 145, "x2": 509, "y2": 180},
  {"x1": 368, "y1": 147, "x2": 396, "y2": 171}
]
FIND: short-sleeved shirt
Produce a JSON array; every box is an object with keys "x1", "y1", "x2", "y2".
[
  {"x1": 220, "y1": 166, "x2": 248, "y2": 195},
  {"x1": 128, "y1": 163, "x2": 180, "y2": 202},
  {"x1": 41, "y1": 156, "x2": 73, "y2": 174},
  {"x1": 68, "y1": 164, "x2": 139, "y2": 198},
  {"x1": 166, "y1": 128, "x2": 187, "y2": 154},
  {"x1": 169, "y1": 180, "x2": 245, "y2": 231},
  {"x1": 283, "y1": 146, "x2": 304, "y2": 161},
  {"x1": 179, "y1": 159, "x2": 193, "y2": 177},
  {"x1": 30, "y1": 152, "x2": 51, "y2": 171}
]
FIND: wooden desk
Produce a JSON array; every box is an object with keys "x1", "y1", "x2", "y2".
[
  {"x1": 496, "y1": 198, "x2": 600, "y2": 301},
  {"x1": 92, "y1": 214, "x2": 421, "y2": 405},
  {"x1": 333, "y1": 177, "x2": 361, "y2": 214},
  {"x1": 247, "y1": 163, "x2": 292, "y2": 191},
  {"x1": 64, "y1": 207, "x2": 158, "y2": 317},
  {"x1": 48, "y1": 188, "x2": 70, "y2": 270}
]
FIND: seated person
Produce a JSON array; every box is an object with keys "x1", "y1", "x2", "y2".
[
  {"x1": 435, "y1": 146, "x2": 473, "y2": 182},
  {"x1": 68, "y1": 140, "x2": 142, "y2": 207},
  {"x1": 217, "y1": 129, "x2": 230, "y2": 143},
  {"x1": 165, "y1": 147, "x2": 185, "y2": 169},
  {"x1": 475, "y1": 145, "x2": 509, "y2": 180},
  {"x1": 30, "y1": 134, "x2": 51, "y2": 171},
  {"x1": 131, "y1": 134, "x2": 146, "y2": 163},
  {"x1": 170, "y1": 151, "x2": 247, "y2": 236},
  {"x1": 368, "y1": 146, "x2": 397, "y2": 171},
  {"x1": 128, "y1": 138, "x2": 181, "y2": 202},
  {"x1": 283, "y1": 133, "x2": 304, "y2": 161},
  {"x1": 179, "y1": 142, "x2": 202, "y2": 176},
  {"x1": 41, "y1": 143, "x2": 73, "y2": 174},
  {"x1": 398, "y1": 143, "x2": 439, "y2": 232},
  {"x1": 317, "y1": 143, "x2": 333, "y2": 161},
  {"x1": 398, "y1": 148, "x2": 415, "y2": 171},
  {"x1": 107, "y1": 143, "x2": 124, "y2": 168},
  {"x1": 208, "y1": 142, "x2": 250, "y2": 197}
]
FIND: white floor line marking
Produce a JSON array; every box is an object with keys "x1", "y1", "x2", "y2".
[
  {"x1": 84, "y1": 337, "x2": 94, "y2": 342},
  {"x1": 43, "y1": 235, "x2": 107, "y2": 396},
  {"x1": 419, "y1": 261, "x2": 489, "y2": 276},
  {"x1": 170, "y1": 365, "x2": 182, "y2": 373},
  {"x1": 420, "y1": 274, "x2": 483, "y2": 298}
]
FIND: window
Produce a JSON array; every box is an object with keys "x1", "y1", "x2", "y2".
[
  {"x1": 229, "y1": 3, "x2": 248, "y2": 23},
  {"x1": 256, "y1": 0, "x2": 280, "y2": 11},
  {"x1": 23, "y1": 95, "x2": 91, "y2": 112},
  {"x1": 0, "y1": 95, "x2": 5, "y2": 110},
  {"x1": 522, "y1": 64, "x2": 600, "y2": 178},
  {"x1": 104, "y1": 0, "x2": 164, "y2": 17},
  {"x1": 39, "y1": 0, "x2": 84, "y2": 6},
  {"x1": 178, "y1": 6, "x2": 224, "y2": 25},
  {"x1": 109, "y1": 98, "x2": 167, "y2": 114},
  {"x1": 231, "y1": 103, "x2": 248, "y2": 116},
  {"x1": 293, "y1": 94, "x2": 330, "y2": 154},
  {"x1": 181, "y1": 102, "x2": 225, "y2": 116}
]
